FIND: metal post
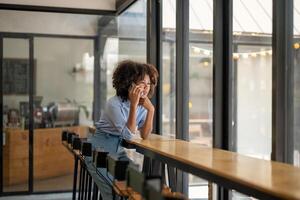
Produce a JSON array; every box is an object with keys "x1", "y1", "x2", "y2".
[
  {"x1": 176, "y1": 0, "x2": 189, "y2": 195},
  {"x1": 271, "y1": 0, "x2": 294, "y2": 164},
  {"x1": 213, "y1": 0, "x2": 233, "y2": 199}
]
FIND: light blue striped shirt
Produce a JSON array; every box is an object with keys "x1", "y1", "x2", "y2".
[{"x1": 95, "y1": 95, "x2": 147, "y2": 140}]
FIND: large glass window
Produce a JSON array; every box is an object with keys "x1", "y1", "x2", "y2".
[
  {"x1": 233, "y1": 0, "x2": 272, "y2": 159},
  {"x1": 294, "y1": 0, "x2": 300, "y2": 167},
  {"x1": 232, "y1": 0, "x2": 272, "y2": 199},
  {"x1": 162, "y1": 0, "x2": 176, "y2": 137},
  {"x1": 188, "y1": 0, "x2": 213, "y2": 199},
  {"x1": 104, "y1": 0, "x2": 147, "y2": 101},
  {"x1": 100, "y1": 0, "x2": 147, "y2": 167}
]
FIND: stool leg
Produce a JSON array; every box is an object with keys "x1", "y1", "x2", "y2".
[
  {"x1": 112, "y1": 189, "x2": 116, "y2": 200},
  {"x1": 78, "y1": 162, "x2": 84, "y2": 200},
  {"x1": 81, "y1": 165, "x2": 86, "y2": 200},
  {"x1": 84, "y1": 169, "x2": 89, "y2": 200},
  {"x1": 73, "y1": 155, "x2": 79, "y2": 200},
  {"x1": 88, "y1": 175, "x2": 92, "y2": 200},
  {"x1": 92, "y1": 183, "x2": 98, "y2": 200}
]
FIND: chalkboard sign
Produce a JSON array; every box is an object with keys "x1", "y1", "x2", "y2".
[{"x1": 2, "y1": 58, "x2": 35, "y2": 95}]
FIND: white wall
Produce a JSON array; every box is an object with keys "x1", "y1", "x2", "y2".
[
  {"x1": 0, "y1": 10, "x2": 100, "y2": 35},
  {"x1": 0, "y1": 0, "x2": 115, "y2": 11}
]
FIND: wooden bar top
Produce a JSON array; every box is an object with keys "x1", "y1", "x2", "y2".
[{"x1": 127, "y1": 134, "x2": 300, "y2": 200}]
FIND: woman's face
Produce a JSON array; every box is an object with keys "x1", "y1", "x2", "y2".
[{"x1": 136, "y1": 74, "x2": 151, "y2": 98}]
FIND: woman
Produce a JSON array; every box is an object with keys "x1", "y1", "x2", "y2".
[{"x1": 88, "y1": 60, "x2": 158, "y2": 199}]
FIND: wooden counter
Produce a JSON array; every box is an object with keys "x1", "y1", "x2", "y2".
[
  {"x1": 126, "y1": 134, "x2": 300, "y2": 200},
  {"x1": 3, "y1": 126, "x2": 88, "y2": 186}
]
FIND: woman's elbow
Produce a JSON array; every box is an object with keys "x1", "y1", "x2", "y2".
[{"x1": 141, "y1": 131, "x2": 151, "y2": 140}]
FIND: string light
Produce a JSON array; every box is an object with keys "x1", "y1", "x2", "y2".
[
  {"x1": 192, "y1": 46, "x2": 273, "y2": 61},
  {"x1": 203, "y1": 50, "x2": 210, "y2": 56},
  {"x1": 192, "y1": 46, "x2": 201, "y2": 53},
  {"x1": 233, "y1": 53, "x2": 240, "y2": 60},
  {"x1": 267, "y1": 50, "x2": 272, "y2": 55},
  {"x1": 242, "y1": 53, "x2": 249, "y2": 59},
  {"x1": 192, "y1": 43, "x2": 300, "y2": 60}
]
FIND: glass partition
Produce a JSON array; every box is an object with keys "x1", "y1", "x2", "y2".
[
  {"x1": 0, "y1": 9, "x2": 104, "y2": 193},
  {"x1": 2, "y1": 37, "x2": 30, "y2": 192},
  {"x1": 33, "y1": 37, "x2": 93, "y2": 192}
]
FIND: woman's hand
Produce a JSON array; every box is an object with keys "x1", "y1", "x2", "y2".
[
  {"x1": 128, "y1": 83, "x2": 143, "y2": 107},
  {"x1": 139, "y1": 97, "x2": 154, "y2": 112}
]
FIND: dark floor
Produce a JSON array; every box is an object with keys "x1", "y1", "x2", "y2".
[
  {"x1": 0, "y1": 192, "x2": 72, "y2": 200},
  {"x1": 3, "y1": 174, "x2": 73, "y2": 192}
]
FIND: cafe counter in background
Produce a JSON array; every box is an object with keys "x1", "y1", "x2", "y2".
[{"x1": 3, "y1": 126, "x2": 89, "y2": 187}]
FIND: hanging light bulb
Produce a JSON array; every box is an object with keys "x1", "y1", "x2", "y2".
[
  {"x1": 267, "y1": 50, "x2": 272, "y2": 55},
  {"x1": 294, "y1": 43, "x2": 300, "y2": 49},
  {"x1": 193, "y1": 47, "x2": 201, "y2": 53},
  {"x1": 234, "y1": 32, "x2": 242, "y2": 35},
  {"x1": 260, "y1": 51, "x2": 266, "y2": 56},
  {"x1": 242, "y1": 53, "x2": 249, "y2": 59},
  {"x1": 233, "y1": 53, "x2": 240, "y2": 60},
  {"x1": 203, "y1": 50, "x2": 210, "y2": 56}
]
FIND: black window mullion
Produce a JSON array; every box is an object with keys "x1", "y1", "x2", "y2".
[
  {"x1": 147, "y1": 0, "x2": 162, "y2": 135},
  {"x1": 176, "y1": 0, "x2": 189, "y2": 195},
  {"x1": 28, "y1": 36, "x2": 34, "y2": 193},
  {"x1": 213, "y1": 0, "x2": 233, "y2": 151},
  {"x1": 0, "y1": 35, "x2": 3, "y2": 195},
  {"x1": 271, "y1": 0, "x2": 294, "y2": 164},
  {"x1": 213, "y1": 0, "x2": 233, "y2": 199},
  {"x1": 93, "y1": 37, "x2": 101, "y2": 123}
]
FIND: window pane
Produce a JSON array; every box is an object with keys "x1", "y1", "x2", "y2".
[
  {"x1": 162, "y1": 0, "x2": 176, "y2": 137},
  {"x1": 232, "y1": 0, "x2": 272, "y2": 199},
  {"x1": 2, "y1": 38, "x2": 30, "y2": 192},
  {"x1": 33, "y1": 37, "x2": 93, "y2": 192},
  {"x1": 189, "y1": 0, "x2": 213, "y2": 199},
  {"x1": 104, "y1": 0, "x2": 147, "y2": 101},
  {"x1": 233, "y1": 0, "x2": 272, "y2": 159},
  {"x1": 103, "y1": 0, "x2": 147, "y2": 167}
]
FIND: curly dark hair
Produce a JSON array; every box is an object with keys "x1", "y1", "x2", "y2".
[{"x1": 112, "y1": 60, "x2": 159, "y2": 101}]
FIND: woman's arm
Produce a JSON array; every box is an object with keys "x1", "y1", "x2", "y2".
[
  {"x1": 126, "y1": 104, "x2": 137, "y2": 133},
  {"x1": 139, "y1": 97, "x2": 155, "y2": 139}
]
